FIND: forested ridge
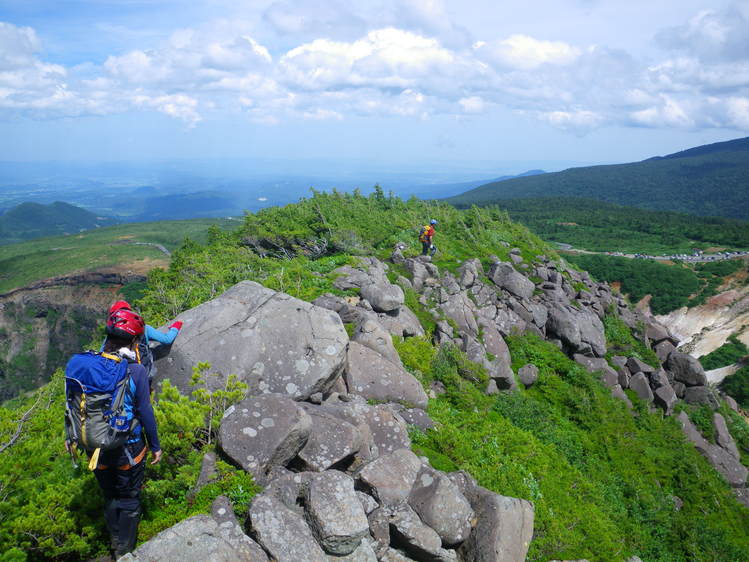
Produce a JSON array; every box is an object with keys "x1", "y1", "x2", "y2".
[{"x1": 447, "y1": 136, "x2": 749, "y2": 220}]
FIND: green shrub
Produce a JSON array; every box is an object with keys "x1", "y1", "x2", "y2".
[{"x1": 700, "y1": 335, "x2": 748, "y2": 370}]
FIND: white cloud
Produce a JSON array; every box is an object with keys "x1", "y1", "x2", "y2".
[
  {"x1": 134, "y1": 93, "x2": 202, "y2": 126},
  {"x1": 656, "y1": 6, "x2": 749, "y2": 62},
  {"x1": 537, "y1": 109, "x2": 603, "y2": 134},
  {"x1": 459, "y1": 96, "x2": 485, "y2": 113},
  {"x1": 630, "y1": 96, "x2": 694, "y2": 128},
  {"x1": 475, "y1": 34, "x2": 581, "y2": 70}
]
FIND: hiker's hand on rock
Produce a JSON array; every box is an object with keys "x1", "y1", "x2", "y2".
[{"x1": 150, "y1": 449, "x2": 162, "y2": 465}]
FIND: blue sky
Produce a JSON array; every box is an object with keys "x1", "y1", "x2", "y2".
[{"x1": 1, "y1": 0, "x2": 748, "y2": 173}]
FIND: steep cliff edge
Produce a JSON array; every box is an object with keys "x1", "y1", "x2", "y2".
[{"x1": 0, "y1": 271, "x2": 145, "y2": 401}]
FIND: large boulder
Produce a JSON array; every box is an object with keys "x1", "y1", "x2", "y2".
[
  {"x1": 629, "y1": 373, "x2": 654, "y2": 404},
  {"x1": 546, "y1": 305, "x2": 606, "y2": 357},
  {"x1": 351, "y1": 317, "x2": 400, "y2": 364},
  {"x1": 677, "y1": 412, "x2": 748, "y2": 488},
  {"x1": 360, "y1": 281, "x2": 405, "y2": 313},
  {"x1": 408, "y1": 465, "x2": 474, "y2": 546},
  {"x1": 714, "y1": 413, "x2": 741, "y2": 460},
  {"x1": 683, "y1": 386, "x2": 720, "y2": 409},
  {"x1": 666, "y1": 351, "x2": 707, "y2": 387},
  {"x1": 296, "y1": 404, "x2": 362, "y2": 471},
  {"x1": 218, "y1": 394, "x2": 311, "y2": 484},
  {"x1": 123, "y1": 513, "x2": 268, "y2": 562},
  {"x1": 249, "y1": 491, "x2": 328, "y2": 562},
  {"x1": 155, "y1": 281, "x2": 348, "y2": 399},
  {"x1": 345, "y1": 342, "x2": 428, "y2": 409},
  {"x1": 518, "y1": 364, "x2": 539, "y2": 388},
  {"x1": 357, "y1": 449, "x2": 422, "y2": 508},
  {"x1": 304, "y1": 471, "x2": 370, "y2": 555},
  {"x1": 573, "y1": 355, "x2": 618, "y2": 387},
  {"x1": 389, "y1": 504, "x2": 458, "y2": 561},
  {"x1": 377, "y1": 306, "x2": 425, "y2": 338},
  {"x1": 488, "y1": 262, "x2": 535, "y2": 300},
  {"x1": 457, "y1": 483, "x2": 534, "y2": 562}
]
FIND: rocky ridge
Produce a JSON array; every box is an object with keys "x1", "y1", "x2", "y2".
[{"x1": 131, "y1": 250, "x2": 747, "y2": 560}]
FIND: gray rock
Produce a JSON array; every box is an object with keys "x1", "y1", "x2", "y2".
[
  {"x1": 653, "y1": 384, "x2": 677, "y2": 415},
  {"x1": 155, "y1": 281, "x2": 348, "y2": 399},
  {"x1": 297, "y1": 404, "x2": 361, "y2": 472},
  {"x1": 458, "y1": 258, "x2": 483, "y2": 288},
  {"x1": 546, "y1": 305, "x2": 606, "y2": 357},
  {"x1": 654, "y1": 340, "x2": 676, "y2": 363},
  {"x1": 356, "y1": 491, "x2": 379, "y2": 515},
  {"x1": 723, "y1": 394, "x2": 739, "y2": 412},
  {"x1": 329, "y1": 538, "x2": 379, "y2": 561},
  {"x1": 518, "y1": 364, "x2": 539, "y2": 388},
  {"x1": 440, "y1": 291, "x2": 479, "y2": 338},
  {"x1": 345, "y1": 342, "x2": 428, "y2": 409},
  {"x1": 573, "y1": 355, "x2": 618, "y2": 387},
  {"x1": 405, "y1": 259, "x2": 430, "y2": 292},
  {"x1": 218, "y1": 394, "x2": 311, "y2": 484},
  {"x1": 527, "y1": 302, "x2": 548, "y2": 328},
  {"x1": 351, "y1": 318, "x2": 400, "y2": 364},
  {"x1": 734, "y1": 488, "x2": 749, "y2": 508},
  {"x1": 333, "y1": 265, "x2": 373, "y2": 290},
  {"x1": 666, "y1": 351, "x2": 708, "y2": 387},
  {"x1": 610, "y1": 384, "x2": 634, "y2": 410},
  {"x1": 617, "y1": 368, "x2": 630, "y2": 389},
  {"x1": 610, "y1": 356, "x2": 628, "y2": 369},
  {"x1": 377, "y1": 306, "x2": 425, "y2": 338},
  {"x1": 379, "y1": 547, "x2": 414, "y2": 561},
  {"x1": 357, "y1": 448, "x2": 421, "y2": 508},
  {"x1": 361, "y1": 281, "x2": 405, "y2": 313},
  {"x1": 648, "y1": 368, "x2": 670, "y2": 389},
  {"x1": 391, "y1": 406, "x2": 436, "y2": 430},
  {"x1": 713, "y1": 413, "x2": 741, "y2": 459},
  {"x1": 249, "y1": 491, "x2": 328, "y2": 562},
  {"x1": 365, "y1": 404, "x2": 412, "y2": 456},
  {"x1": 488, "y1": 262, "x2": 535, "y2": 300},
  {"x1": 672, "y1": 381, "x2": 686, "y2": 399},
  {"x1": 683, "y1": 386, "x2": 720, "y2": 409},
  {"x1": 677, "y1": 412, "x2": 748, "y2": 488},
  {"x1": 646, "y1": 321, "x2": 672, "y2": 344},
  {"x1": 626, "y1": 357, "x2": 655, "y2": 376},
  {"x1": 263, "y1": 470, "x2": 314, "y2": 513},
  {"x1": 458, "y1": 486, "x2": 534, "y2": 562},
  {"x1": 408, "y1": 465, "x2": 474, "y2": 546},
  {"x1": 305, "y1": 471, "x2": 370, "y2": 555},
  {"x1": 189, "y1": 452, "x2": 218, "y2": 499},
  {"x1": 494, "y1": 306, "x2": 526, "y2": 338},
  {"x1": 389, "y1": 504, "x2": 457, "y2": 561},
  {"x1": 629, "y1": 373, "x2": 654, "y2": 403},
  {"x1": 367, "y1": 507, "x2": 391, "y2": 549},
  {"x1": 128, "y1": 514, "x2": 268, "y2": 561}
]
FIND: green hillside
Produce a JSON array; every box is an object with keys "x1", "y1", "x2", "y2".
[
  {"x1": 0, "y1": 217, "x2": 238, "y2": 294},
  {"x1": 496, "y1": 197, "x2": 749, "y2": 255},
  {"x1": 1, "y1": 191, "x2": 747, "y2": 561},
  {"x1": 0, "y1": 201, "x2": 118, "y2": 245},
  {"x1": 447, "y1": 137, "x2": 749, "y2": 220}
]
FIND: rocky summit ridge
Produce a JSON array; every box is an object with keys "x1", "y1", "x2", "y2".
[{"x1": 124, "y1": 247, "x2": 747, "y2": 561}]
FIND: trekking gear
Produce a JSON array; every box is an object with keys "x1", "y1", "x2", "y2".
[
  {"x1": 134, "y1": 340, "x2": 154, "y2": 379},
  {"x1": 109, "y1": 300, "x2": 132, "y2": 315},
  {"x1": 106, "y1": 309, "x2": 145, "y2": 339},
  {"x1": 169, "y1": 321, "x2": 183, "y2": 331},
  {"x1": 418, "y1": 224, "x2": 432, "y2": 243},
  {"x1": 64, "y1": 351, "x2": 140, "y2": 471}
]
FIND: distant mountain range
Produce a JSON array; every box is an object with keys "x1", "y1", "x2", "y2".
[
  {"x1": 0, "y1": 202, "x2": 118, "y2": 245},
  {"x1": 447, "y1": 137, "x2": 749, "y2": 220}
]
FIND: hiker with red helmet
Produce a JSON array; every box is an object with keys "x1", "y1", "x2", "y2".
[
  {"x1": 107, "y1": 300, "x2": 182, "y2": 382},
  {"x1": 64, "y1": 308, "x2": 161, "y2": 558}
]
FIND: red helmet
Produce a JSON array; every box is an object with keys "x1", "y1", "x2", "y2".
[
  {"x1": 106, "y1": 308, "x2": 145, "y2": 338},
  {"x1": 109, "y1": 300, "x2": 132, "y2": 316}
]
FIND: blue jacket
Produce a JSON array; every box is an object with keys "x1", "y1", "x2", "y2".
[{"x1": 145, "y1": 325, "x2": 179, "y2": 346}]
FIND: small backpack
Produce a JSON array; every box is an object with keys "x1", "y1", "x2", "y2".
[
  {"x1": 418, "y1": 225, "x2": 431, "y2": 243},
  {"x1": 64, "y1": 351, "x2": 139, "y2": 470}
]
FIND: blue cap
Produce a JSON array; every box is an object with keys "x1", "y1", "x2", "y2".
[{"x1": 430, "y1": 219, "x2": 438, "y2": 225}]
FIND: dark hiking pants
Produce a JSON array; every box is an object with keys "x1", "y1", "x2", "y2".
[{"x1": 94, "y1": 438, "x2": 147, "y2": 556}]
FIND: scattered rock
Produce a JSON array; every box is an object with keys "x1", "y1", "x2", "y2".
[
  {"x1": 488, "y1": 262, "x2": 535, "y2": 300},
  {"x1": 345, "y1": 342, "x2": 428, "y2": 409},
  {"x1": 610, "y1": 384, "x2": 634, "y2": 410},
  {"x1": 408, "y1": 465, "x2": 474, "y2": 546},
  {"x1": 127, "y1": 514, "x2": 268, "y2": 561},
  {"x1": 666, "y1": 351, "x2": 708, "y2": 387},
  {"x1": 518, "y1": 364, "x2": 539, "y2": 388},
  {"x1": 249, "y1": 491, "x2": 328, "y2": 562},
  {"x1": 304, "y1": 471, "x2": 370, "y2": 555},
  {"x1": 713, "y1": 413, "x2": 741, "y2": 460},
  {"x1": 629, "y1": 373, "x2": 654, "y2": 403},
  {"x1": 297, "y1": 404, "x2": 361, "y2": 472},
  {"x1": 357, "y1": 448, "x2": 421, "y2": 508},
  {"x1": 218, "y1": 394, "x2": 311, "y2": 484},
  {"x1": 683, "y1": 386, "x2": 720, "y2": 409},
  {"x1": 389, "y1": 504, "x2": 457, "y2": 562}
]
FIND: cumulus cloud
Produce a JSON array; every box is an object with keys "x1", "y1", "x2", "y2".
[
  {"x1": 475, "y1": 35, "x2": 581, "y2": 70},
  {"x1": 2, "y1": 4, "x2": 749, "y2": 135}
]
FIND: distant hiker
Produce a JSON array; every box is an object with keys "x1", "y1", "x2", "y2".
[
  {"x1": 64, "y1": 308, "x2": 161, "y2": 558},
  {"x1": 106, "y1": 300, "x2": 183, "y2": 382},
  {"x1": 419, "y1": 219, "x2": 438, "y2": 256}
]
